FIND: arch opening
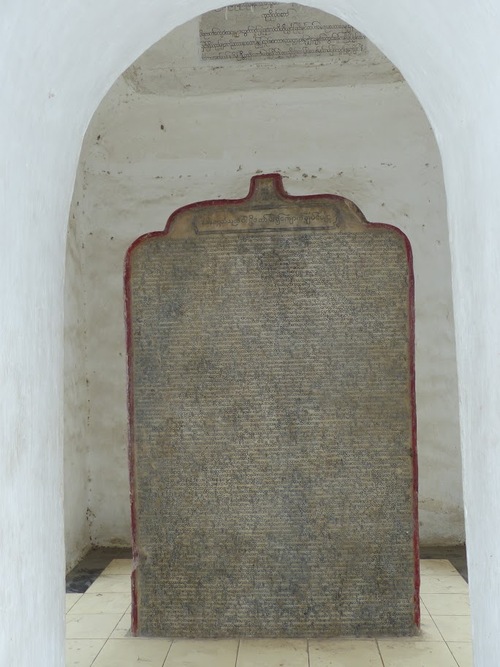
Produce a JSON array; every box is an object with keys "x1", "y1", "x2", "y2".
[
  {"x1": 10, "y1": 0, "x2": 500, "y2": 664},
  {"x1": 64, "y1": 1, "x2": 464, "y2": 582}
]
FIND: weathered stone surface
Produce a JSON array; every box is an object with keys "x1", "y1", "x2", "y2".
[
  {"x1": 126, "y1": 174, "x2": 418, "y2": 638},
  {"x1": 200, "y1": 3, "x2": 368, "y2": 62}
]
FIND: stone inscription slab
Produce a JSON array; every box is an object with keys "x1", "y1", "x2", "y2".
[
  {"x1": 200, "y1": 3, "x2": 366, "y2": 61},
  {"x1": 126, "y1": 174, "x2": 418, "y2": 638}
]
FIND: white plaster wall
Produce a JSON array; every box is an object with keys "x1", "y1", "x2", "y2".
[
  {"x1": 3, "y1": 1, "x2": 500, "y2": 665},
  {"x1": 68, "y1": 55, "x2": 463, "y2": 548},
  {"x1": 64, "y1": 165, "x2": 92, "y2": 571}
]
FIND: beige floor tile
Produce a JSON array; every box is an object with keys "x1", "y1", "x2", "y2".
[
  {"x1": 123, "y1": 603, "x2": 132, "y2": 614},
  {"x1": 116, "y1": 609, "x2": 132, "y2": 627},
  {"x1": 419, "y1": 560, "x2": 460, "y2": 576},
  {"x1": 237, "y1": 639, "x2": 308, "y2": 667},
  {"x1": 377, "y1": 640, "x2": 458, "y2": 666},
  {"x1": 110, "y1": 625, "x2": 132, "y2": 638},
  {"x1": 102, "y1": 559, "x2": 133, "y2": 575},
  {"x1": 420, "y1": 576, "x2": 469, "y2": 595},
  {"x1": 91, "y1": 638, "x2": 172, "y2": 667},
  {"x1": 165, "y1": 638, "x2": 239, "y2": 666},
  {"x1": 309, "y1": 639, "x2": 383, "y2": 666},
  {"x1": 447, "y1": 641, "x2": 473, "y2": 667},
  {"x1": 86, "y1": 574, "x2": 132, "y2": 594},
  {"x1": 66, "y1": 613, "x2": 122, "y2": 639},
  {"x1": 421, "y1": 593, "x2": 470, "y2": 616},
  {"x1": 109, "y1": 609, "x2": 133, "y2": 637},
  {"x1": 418, "y1": 614, "x2": 445, "y2": 641},
  {"x1": 66, "y1": 593, "x2": 82, "y2": 613},
  {"x1": 432, "y1": 615, "x2": 472, "y2": 642},
  {"x1": 70, "y1": 592, "x2": 131, "y2": 615},
  {"x1": 65, "y1": 638, "x2": 106, "y2": 666}
]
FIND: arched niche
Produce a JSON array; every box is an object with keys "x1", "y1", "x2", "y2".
[
  {"x1": 3, "y1": 0, "x2": 499, "y2": 665},
  {"x1": 64, "y1": 2, "x2": 462, "y2": 571}
]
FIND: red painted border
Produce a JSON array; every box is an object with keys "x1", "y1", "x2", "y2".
[
  {"x1": 124, "y1": 245, "x2": 138, "y2": 635},
  {"x1": 124, "y1": 173, "x2": 419, "y2": 634}
]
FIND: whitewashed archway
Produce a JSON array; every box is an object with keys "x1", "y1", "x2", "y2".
[{"x1": 1, "y1": 2, "x2": 499, "y2": 665}]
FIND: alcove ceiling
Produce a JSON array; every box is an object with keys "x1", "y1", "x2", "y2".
[{"x1": 122, "y1": 3, "x2": 402, "y2": 96}]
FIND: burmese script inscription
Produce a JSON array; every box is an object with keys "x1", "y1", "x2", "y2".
[
  {"x1": 126, "y1": 175, "x2": 417, "y2": 638},
  {"x1": 200, "y1": 3, "x2": 367, "y2": 61}
]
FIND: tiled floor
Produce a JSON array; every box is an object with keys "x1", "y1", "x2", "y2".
[{"x1": 66, "y1": 559, "x2": 472, "y2": 666}]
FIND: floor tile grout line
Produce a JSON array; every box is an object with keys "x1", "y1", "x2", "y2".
[
  {"x1": 420, "y1": 597, "x2": 430, "y2": 616},
  {"x1": 426, "y1": 609, "x2": 450, "y2": 645},
  {"x1": 420, "y1": 576, "x2": 465, "y2": 579},
  {"x1": 88, "y1": 632, "x2": 113, "y2": 666},
  {"x1": 234, "y1": 638, "x2": 241, "y2": 667},
  {"x1": 420, "y1": 570, "x2": 463, "y2": 574},
  {"x1": 421, "y1": 592, "x2": 470, "y2": 595},
  {"x1": 88, "y1": 609, "x2": 124, "y2": 665},
  {"x1": 375, "y1": 639, "x2": 387, "y2": 667},
  {"x1": 444, "y1": 641, "x2": 462, "y2": 667},
  {"x1": 75, "y1": 604, "x2": 123, "y2": 667},
  {"x1": 161, "y1": 636, "x2": 175, "y2": 666},
  {"x1": 428, "y1": 611, "x2": 473, "y2": 642}
]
